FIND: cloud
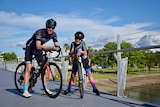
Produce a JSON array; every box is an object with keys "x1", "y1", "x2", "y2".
[
  {"x1": 0, "y1": 11, "x2": 45, "y2": 28},
  {"x1": 104, "y1": 16, "x2": 120, "y2": 24},
  {"x1": 0, "y1": 11, "x2": 159, "y2": 56},
  {"x1": 16, "y1": 41, "x2": 26, "y2": 48},
  {"x1": 137, "y1": 34, "x2": 160, "y2": 47}
]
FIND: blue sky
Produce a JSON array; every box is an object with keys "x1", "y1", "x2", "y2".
[{"x1": 0, "y1": 0, "x2": 160, "y2": 57}]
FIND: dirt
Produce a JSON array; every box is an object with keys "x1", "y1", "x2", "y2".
[{"x1": 87, "y1": 73, "x2": 160, "y2": 93}]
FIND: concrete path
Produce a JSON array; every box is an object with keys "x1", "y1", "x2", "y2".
[{"x1": 0, "y1": 68, "x2": 158, "y2": 107}]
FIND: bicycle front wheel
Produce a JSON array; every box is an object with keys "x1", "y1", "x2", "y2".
[
  {"x1": 14, "y1": 62, "x2": 26, "y2": 94},
  {"x1": 42, "y1": 62, "x2": 63, "y2": 98},
  {"x1": 77, "y1": 61, "x2": 84, "y2": 98}
]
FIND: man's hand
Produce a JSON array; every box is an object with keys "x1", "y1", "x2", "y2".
[
  {"x1": 52, "y1": 46, "x2": 61, "y2": 52},
  {"x1": 55, "y1": 47, "x2": 61, "y2": 52}
]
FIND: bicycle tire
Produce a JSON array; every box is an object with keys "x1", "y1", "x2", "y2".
[
  {"x1": 14, "y1": 62, "x2": 26, "y2": 94},
  {"x1": 77, "y1": 61, "x2": 84, "y2": 98},
  {"x1": 41, "y1": 62, "x2": 63, "y2": 98}
]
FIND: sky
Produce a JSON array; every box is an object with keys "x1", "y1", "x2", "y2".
[{"x1": 0, "y1": 0, "x2": 160, "y2": 57}]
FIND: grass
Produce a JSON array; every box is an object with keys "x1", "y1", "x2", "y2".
[
  {"x1": 91, "y1": 68, "x2": 160, "y2": 80},
  {"x1": 65, "y1": 68, "x2": 160, "y2": 82},
  {"x1": 92, "y1": 72, "x2": 117, "y2": 79}
]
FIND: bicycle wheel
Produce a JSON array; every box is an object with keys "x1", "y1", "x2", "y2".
[
  {"x1": 14, "y1": 62, "x2": 26, "y2": 94},
  {"x1": 41, "y1": 62, "x2": 63, "y2": 98},
  {"x1": 77, "y1": 61, "x2": 84, "y2": 98}
]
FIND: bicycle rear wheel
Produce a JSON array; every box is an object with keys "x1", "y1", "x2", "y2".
[
  {"x1": 41, "y1": 62, "x2": 63, "y2": 98},
  {"x1": 77, "y1": 61, "x2": 84, "y2": 98},
  {"x1": 14, "y1": 62, "x2": 26, "y2": 94}
]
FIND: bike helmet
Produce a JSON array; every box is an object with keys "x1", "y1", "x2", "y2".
[
  {"x1": 46, "y1": 19, "x2": 57, "y2": 28},
  {"x1": 74, "y1": 31, "x2": 84, "y2": 40}
]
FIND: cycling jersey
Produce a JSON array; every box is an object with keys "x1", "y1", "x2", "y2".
[
  {"x1": 26, "y1": 28, "x2": 58, "y2": 49},
  {"x1": 70, "y1": 41, "x2": 87, "y2": 57},
  {"x1": 25, "y1": 28, "x2": 58, "y2": 64},
  {"x1": 69, "y1": 40, "x2": 90, "y2": 73}
]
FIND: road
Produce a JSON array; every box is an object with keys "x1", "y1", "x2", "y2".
[{"x1": 0, "y1": 68, "x2": 158, "y2": 107}]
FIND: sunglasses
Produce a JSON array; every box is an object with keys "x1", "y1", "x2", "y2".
[
  {"x1": 75, "y1": 38, "x2": 82, "y2": 40},
  {"x1": 47, "y1": 26, "x2": 55, "y2": 29}
]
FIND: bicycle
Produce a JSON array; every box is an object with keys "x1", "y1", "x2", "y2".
[
  {"x1": 74, "y1": 53, "x2": 85, "y2": 98},
  {"x1": 14, "y1": 48, "x2": 63, "y2": 98}
]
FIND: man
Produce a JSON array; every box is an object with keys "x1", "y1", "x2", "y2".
[{"x1": 23, "y1": 19, "x2": 61, "y2": 98}]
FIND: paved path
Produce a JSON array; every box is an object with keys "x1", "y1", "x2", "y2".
[{"x1": 0, "y1": 68, "x2": 158, "y2": 107}]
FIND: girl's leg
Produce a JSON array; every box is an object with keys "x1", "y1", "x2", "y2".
[
  {"x1": 86, "y1": 68, "x2": 100, "y2": 96},
  {"x1": 67, "y1": 72, "x2": 76, "y2": 91},
  {"x1": 64, "y1": 71, "x2": 76, "y2": 95},
  {"x1": 86, "y1": 70, "x2": 97, "y2": 90}
]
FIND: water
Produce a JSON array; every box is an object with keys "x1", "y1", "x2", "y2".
[{"x1": 125, "y1": 84, "x2": 160, "y2": 105}]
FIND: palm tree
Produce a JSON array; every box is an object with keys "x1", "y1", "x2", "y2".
[{"x1": 63, "y1": 43, "x2": 70, "y2": 53}]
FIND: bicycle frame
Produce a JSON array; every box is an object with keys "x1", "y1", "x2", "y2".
[{"x1": 28, "y1": 51, "x2": 51, "y2": 92}]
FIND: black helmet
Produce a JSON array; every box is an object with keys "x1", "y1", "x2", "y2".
[
  {"x1": 46, "y1": 19, "x2": 56, "y2": 28},
  {"x1": 75, "y1": 31, "x2": 84, "y2": 40}
]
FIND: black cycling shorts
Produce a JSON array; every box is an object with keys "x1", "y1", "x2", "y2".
[
  {"x1": 25, "y1": 46, "x2": 44, "y2": 65},
  {"x1": 72, "y1": 58, "x2": 90, "y2": 73}
]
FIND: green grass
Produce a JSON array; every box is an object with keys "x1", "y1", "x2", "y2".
[
  {"x1": 92, "y1": 72, "x2": 117, "y2": 79},
  {"x1": 65, "y1": 68, "x2": 160, "y2": 82},
  {"x1": 91, "y1": 68, "x2": 160, "y2": 80}
]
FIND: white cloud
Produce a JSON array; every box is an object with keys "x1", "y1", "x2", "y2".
[
  {"x1": 0, "y1": 11, "x2": 160, "y2": 56},
  {"x1": 0, "y1": 11, "x2": 45, "y2": 28},
  {"x1": 137, "y1": 34, "x2": 160, "y2": 47},
  {"x1": 16, "y1": 41, "x2": 26, "y2": 48},
  {"x1": 104, "y1": 16, "x2": 120, "y2": 24}
]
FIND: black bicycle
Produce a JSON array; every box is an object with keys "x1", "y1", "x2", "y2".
[{"x1": 14, "y1": 49, "x2": 63, "y2": 98}]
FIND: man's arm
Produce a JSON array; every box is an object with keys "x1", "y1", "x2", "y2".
[
  {"x1": 36, "y1": 40, "x2": 53, "y2": 50},
  {"x1": 54, "y1": 41, "x2": 60, "y2": 47}
]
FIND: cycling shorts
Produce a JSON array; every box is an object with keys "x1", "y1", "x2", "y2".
[
  {"x1": 72, "y1": 58, "x2": 91, "y2": 73},
  {"x1": 25, "y1": 46, "x2": 44, "y2": 65}
]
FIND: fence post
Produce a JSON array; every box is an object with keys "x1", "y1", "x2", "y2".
[
  {"x1": 117, "y1": 34, "x2": 122, "y2": 97},
  {"x1": 114, "y1": 34, "x2": 128, "y2": 97},
  {"x1": 61, "y1": 49, "x2": 69, "y2": 84}
]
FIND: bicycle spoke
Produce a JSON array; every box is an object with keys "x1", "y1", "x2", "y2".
[{"x1": 42, "y1": 62, "x2": 63, "y2": 98}]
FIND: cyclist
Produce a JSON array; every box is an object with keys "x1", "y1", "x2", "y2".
[
  {"x1": 23, "y1": 18, "x2": 61, "y2": 98},
  {"x1": 64, "y1": 31, "x2": 100, "y2": 96}
]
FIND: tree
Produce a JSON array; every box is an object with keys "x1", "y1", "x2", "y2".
[
  {"x1": 103, "y1": 42, "x2": 117, "y2": 67},
  {"x1": 63, "y1": 43, "x2": 70, "y2": 60},
  {"x1": 121, "y1": 42, "x2": 146, "y2": 67},
  {"x1": 2, "y1": 52, "x2": 17, "y2": 61},
  {"x1": 63, "y1": 43, "x2": 70, "y2": 53},
  {"x1": 144, "y1": 51, "x2": 160, "y2": 71},
  {"x1": 103, "y1": 41, "x2": 146, "y2": 68}
]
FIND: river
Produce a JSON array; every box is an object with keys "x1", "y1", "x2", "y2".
[{"x1": 124, "y1": 84, "x2": 160, "y2": 105}]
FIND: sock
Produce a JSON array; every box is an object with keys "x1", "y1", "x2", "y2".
[
  {"x1": 67, "y1": 80, "x2": 73, "y2": 91},
  {"x1": 90, "y1": 79, "x2": 97, "y2": 90},
  {"x1": 44, "y1": 84, "x2": 48, "y2": 90},
  {"x1": 24, "y1": 84, "x2": 28, "y2": 92}
]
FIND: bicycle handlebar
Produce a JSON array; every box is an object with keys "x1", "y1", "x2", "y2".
[
  {"x1": 45, "y1": 47, "x2": 61, "y2": 58},
  {"x1": 23, "y1": 47, "x2": 61, "y2": 58}
]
